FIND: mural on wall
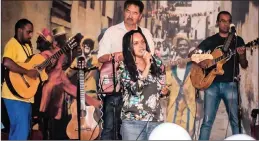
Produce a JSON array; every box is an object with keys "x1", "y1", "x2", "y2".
[{"x1": 1, "y1": 0, "x2": 258, "y2": 140}]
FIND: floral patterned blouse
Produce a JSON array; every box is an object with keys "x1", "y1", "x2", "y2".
[{"x1": 119, "y1": 56, "x2": 166, "y2": 122}]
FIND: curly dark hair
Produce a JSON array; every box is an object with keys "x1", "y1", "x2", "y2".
[
  {"x1": 122, "y1": 28, "x2": 162, "y2": 82},
  {"x1": 82, "y1": 38, "x2": 94, "y2": 50}
]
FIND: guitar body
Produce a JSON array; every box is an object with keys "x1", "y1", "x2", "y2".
[
  {"x1": 190, "y1": 49, "x2": 226, "y2": 90},
  {"x1": 6, "y1": 54, "x2": 48, "y2": 99},
  {"x1": 66, "y1": 100, "x2": 100, "y2": 140}
]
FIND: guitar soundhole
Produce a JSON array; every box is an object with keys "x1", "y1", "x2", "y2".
[{"x1": 80, "y1": 110, "x2": 86, "y2": 117}]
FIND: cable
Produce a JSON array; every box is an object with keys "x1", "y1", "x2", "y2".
[
  {"x1": 89, "y1": 115, "x2": 103, "y2": 140},
  {"x1": 97, "y1": 93, "x2": 104, "y2": 129},
  {"x1": 86, "y1": 93, "x2": 105, "y2": 140},
  {"x1": 193, "y1": 89, "x2": 202, "y2": 140},
  {"x1": 136, "y1": 115, "x2": 153, "y2": 140}
]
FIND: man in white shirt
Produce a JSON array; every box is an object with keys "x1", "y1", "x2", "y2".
[{"x1": 97, "y1": 0, "x2": 154, "y2": 140}]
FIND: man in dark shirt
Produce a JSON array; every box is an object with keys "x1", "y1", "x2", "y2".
[{"x1": 193, "y1": 11, "x2": 248, "y2": 140}]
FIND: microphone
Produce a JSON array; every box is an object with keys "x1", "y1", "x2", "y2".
[
  {"x1": 230, "y1": 24, "x2": 237, "y2": 35},
  {"x1": 142, "y1": 50, "x2": 153, "y2": 63}
]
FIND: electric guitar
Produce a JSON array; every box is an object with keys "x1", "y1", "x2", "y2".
[
  {"x1": 5, "y1": 33, "x2": 83, "y2": 99},
  {"x1": 66, "y1": 55, "x2": 100, "y2": 140},
  {"x1": 190, "y1": 38, "x2": 259, "y2": 90}
]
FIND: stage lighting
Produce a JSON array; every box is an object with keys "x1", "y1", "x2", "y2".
[
  {"x1": 148, "y1": 122, "x2": 191, "y2": 140},
  {"x1": 225, "y1": 134, "x2": 255, "y2": 140}
]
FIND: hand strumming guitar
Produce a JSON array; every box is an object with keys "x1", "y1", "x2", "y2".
[
  {"x1": 198, "y1": 61, "x2": 208, "y2": 69},
  {"x1": 26, "y1": 69, "x2": 39, "y2": 79}
]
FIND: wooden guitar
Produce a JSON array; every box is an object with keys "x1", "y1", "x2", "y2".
[
  {"x1": 190, "y1": 38, "x2": 259, "y2": 90},
  {"x1": 5, "y1": 33, "x2": 83, "y2": 99},
  {"x1": 66, "y1": 55, "x2": 100, "y2": 140}
]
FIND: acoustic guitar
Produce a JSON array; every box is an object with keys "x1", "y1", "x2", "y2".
[
  {"x1": 190, "y1": 38, "x2": 259, "y2": 90},
  {"x1": 66, "y1": 55, "x2": 100, "y2": 140},
  {"x1": 5, "y1": 33, "x2": 83, "y2": 99}
]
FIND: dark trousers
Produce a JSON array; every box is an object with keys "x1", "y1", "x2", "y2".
[{"x1": 100, "y1": 94, "x2": 123, "y2": 140}]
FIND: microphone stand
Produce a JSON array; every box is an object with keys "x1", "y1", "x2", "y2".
[
  {"x1": 76, "y1": 71, "x2": 81, "y2": 140},
  {"x1": 234, "y1": 75, "x2": 242, "y2": 134},
  {"x1": 111, "y1": 54, "x2": 118, "y2": 140},
  {"x1": 76, "y1": 57, "x2": 97, "y2": 140},
  {"x1": 232, "y1": 31, "x2": 242, "y2": 133},
  {"x1": 98, "y1": 54, "x2": 121, "y2": 140}
]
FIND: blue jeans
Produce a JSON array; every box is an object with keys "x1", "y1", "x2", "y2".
[
  {"x1": 3, "y1": 98, "x2": 32, "y2": 140},
  {"x1": 100, "y1": 94, "x2": 123, "y2": 140},
  {"x1": 120, "y1": 120, "x2": 161, "y2": 140},
  {"x1": 199, "y1": 82, "x2": 240, "y2": 140}
]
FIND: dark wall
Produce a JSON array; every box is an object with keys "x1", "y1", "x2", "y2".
[{"x1": 231, "y1": 1, "x2": 249, "y2": 25}]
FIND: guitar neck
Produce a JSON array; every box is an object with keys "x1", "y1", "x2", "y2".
[
  {"x1": 211, "y1": 33, "x2": 235, "y2": 65},
  {"x1": 211, "y1": 40, "x2": 254, "y2": 65},
  {"x1": 38, "y1": 45, "x2": 69, "y2": 70},
  {"x1": 79, "y1": 69, "x2": 86, "y2": 110},
  {"x1": 204, "y1": 37, "x2": 259, "y2": 67},
  {"x1": 165, "y1": 58, "x2": 191, "y2": 66},
  {"x1": 212, "y1": 53, "x2": 230, "y2": 65}
]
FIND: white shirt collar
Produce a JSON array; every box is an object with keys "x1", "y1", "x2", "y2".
[{"x1": 118, "y1": 21, "x2": 138, "y2": 31}]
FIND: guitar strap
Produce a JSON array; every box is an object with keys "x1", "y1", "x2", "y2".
[
  {"x1": 14, "y1": 37, "x2": 33, "y2": 59},
  {"x1": 2, "y1": 38, "x2": 33, "y2": 84}
]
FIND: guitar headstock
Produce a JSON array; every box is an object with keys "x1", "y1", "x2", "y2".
[
  {"x1": 77, "y1": 56, "x2": 86, "y2": 70},
  {"x1": 245, "y1": 38, "x2": 258, "y2": 55},
  {"x1": 66, "y1": 33, "x2": 84, "y2": 50},
  {"x1": 191, "y1": 53, "x2": 213, "y2": 64},
  {"x1": 245, "y1": 38, "x2": 259, "y2": 49}
]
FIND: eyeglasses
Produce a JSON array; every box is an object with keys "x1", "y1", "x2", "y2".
[
  {"x1": 178, "y1": 44, "x2": 188, "y2": 47},
  {"x1": 219, "y1": 20, "x2": 231, "y2": 24}
]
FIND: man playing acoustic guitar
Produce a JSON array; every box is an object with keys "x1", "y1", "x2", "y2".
[
  {"x1": 190, "y1": 11, "x2": 248, "y2": 140},
  {"x1": 2, "y1": 19, "x2": 39, "y2": 140}
]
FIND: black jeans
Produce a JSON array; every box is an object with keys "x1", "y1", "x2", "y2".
[{"x1": 100, "y1": 94, "x2": 123, "y2": 140}]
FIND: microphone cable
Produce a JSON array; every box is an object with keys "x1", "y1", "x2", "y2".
[{"x1": 136, "y1": 115, "x2": 153, "y2": 140}]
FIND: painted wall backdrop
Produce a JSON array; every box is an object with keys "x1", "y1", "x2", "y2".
[{"x1": 1, "y1": 0, "x2": 258, "y2": 140}]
